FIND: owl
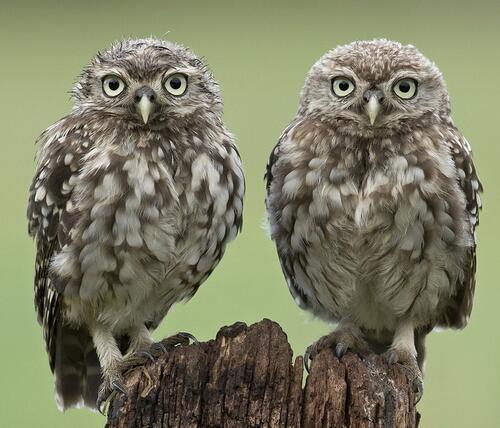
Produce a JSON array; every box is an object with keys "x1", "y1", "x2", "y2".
[
  {"x1": 27, "y1": 38, "x2": 244, "y2": 411},
  {"x1": 265, "y1": 40, "x2": 482, "y2": 400}
]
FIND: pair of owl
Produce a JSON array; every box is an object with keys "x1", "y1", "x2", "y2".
[{"x1": 28, "y1": 38, "x2": 482, "y2": 411}]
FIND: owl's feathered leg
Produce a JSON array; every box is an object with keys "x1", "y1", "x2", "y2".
[
  {"x1": 383, "y1": 319, "x2": 424, "y2": 403},
  {"x1": 91, "y1": 324, "x2": 127, "y2": 413},
  {"x1": 414, "y1": 326, "x2": 431, "y2": 373},
  {"x1": 129, "y1": 324, "x2": 155, "y2": 351},
  {"x1": 116, "y1": 324, "x2": 157, "y2": 370},
  {"x1": 304, "y1": 319, "x2": 370, "y2": 371}
]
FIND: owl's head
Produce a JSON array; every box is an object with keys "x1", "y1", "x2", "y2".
[
  {"x1": 299, "y1": 40, "x2": 450, "y2": 137},
  {"x1": 72, "y1": 38, "x2": 221, "y2": 129}
]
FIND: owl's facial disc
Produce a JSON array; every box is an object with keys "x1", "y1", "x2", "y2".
[{"x1": 362, "y1": 88, "x2": 385, "y2": 125}]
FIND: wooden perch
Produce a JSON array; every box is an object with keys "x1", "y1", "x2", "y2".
[{"x1": 106, "y1": 319, "x2": 419, "y2": 428}]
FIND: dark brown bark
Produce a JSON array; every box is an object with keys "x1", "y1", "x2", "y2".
[{"x1": 106, "y1": 319, "x2": 419, "y2": 428}]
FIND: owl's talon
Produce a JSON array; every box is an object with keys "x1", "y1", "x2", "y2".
[
  {"x1": 143, "y1": 332, "x2": 197, "y2": 359},
  {"x1": 303, "y1": 348, "x2": 313, "y2": 373},
  {"x1": 335, "y1": 343, "x2": 348, "y2": 358},
  {"x1": 97, "y1": 389, "x2": 117, "y2": 416},
  {"x1": 158, "y1": 331, "x2": 198, "y2": 350},
  {"x1": 137, "y1": 350, "x2": 155, "y2": 363},
  {"x1": 386, "y1": 350, "x2": 398, "y2": 365},
  {"x1": 177, "y1": 331, "x2": 198, "y2": 344},
  {"x1": 97, "y1": 374, "x2": 127, "y2": 415},
  {"x1": 151, "y1": 341, "x2": 168, "y2": 354},
  {"x1": 111, "y1": 380, "x2": 128, "y2": 396},
  {"x1": 413, "y1": 379, "x2": 424, "y2": 404}
]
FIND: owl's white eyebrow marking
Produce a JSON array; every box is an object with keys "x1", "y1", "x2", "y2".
[
  {"x1": 327, "y1": 67, "x2": 358, "y2": 81},
  {"x1": 162, "y1": 67, "x2": 193, "y2": 77},
  {"x1": 387, "y1": 70, "x2": 421, "y2": 84},
  {"x1": 95, "y1": 69, "x2": 128, "y2": 80}
]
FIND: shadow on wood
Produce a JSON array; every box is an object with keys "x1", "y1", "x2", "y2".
[{"x1": 106, "y1": 319, "x2": 419, "y2": 428}]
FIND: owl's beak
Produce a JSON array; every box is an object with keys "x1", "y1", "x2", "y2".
[
  {"x1": 137, "y1": 97, "x2": 154, "y2": 124},
  {"x1": 365, "y1": 96, "x2": 381, "y2": 126},
  {"x1": 134, "y1": 86, "x2": 156, "y2": 124},
  {"x1": 363, "y1": 89, "x2": 384, "y2": 125}
]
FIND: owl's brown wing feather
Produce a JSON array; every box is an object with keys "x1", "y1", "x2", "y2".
[
  {"x1": 265, "y1": 137, "x2": 281, "y2": 193},
  {"x1": 265, "y1": 120, "x2": 299, "y2": 192},
  {"x1": 438, "y1": 130, "x2": 483, "y2": 329},
  {"x1": 27, "y1": 117, "x2": 91, "y2": 370},
  {"x1": 265, "y1": 121, "x2": 313, "y2": 310}
]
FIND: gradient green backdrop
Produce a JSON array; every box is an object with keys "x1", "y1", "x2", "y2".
[{"x1": 1, "y1": 1, "x2": 499, "y2": 427}]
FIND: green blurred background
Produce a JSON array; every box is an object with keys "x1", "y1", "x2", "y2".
[{"x1": 1, "y1": 1, "x2": 499, "y2": 426}]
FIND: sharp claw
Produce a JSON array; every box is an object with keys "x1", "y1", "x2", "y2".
[
  {"x1": 150, "y1": 332, "x2": 197, "y2": 355},
  {"x1": 153, "y1": 342, "x2": 168, "y2": 353},
  {"x1": 177, "y1": 331, "x2": 198, "y2": 344},
  {"x1": 111, "y1": 380, "x2": 128, "y2": 397},
  {"x1": 385, "y1": 350, "x2": 397, "y2": 365},
  {"x1": 98, "y1": 401, "x2": 106, "y2": 416},
  {"x1": 137, "y1": 350, "x2": 155, "y2": 363},
  {"x1": 335, "y1": 343, "x2": 347, "y2": 358},
  {"x1": 161, "y1": 332, "x2": 198, "y2": 348},
  {"x1": 303, "y1": 348, "x2": 312, "y2": 373},
  {"x1": 97, "y1": 388, "x2": 107, "y2": 414},
  {"x1": 413, "y1": 380, "x2": 424, "y2": 404},
  {"x1": 97, "y1": 385, "x2": 119, "y2": 415}
]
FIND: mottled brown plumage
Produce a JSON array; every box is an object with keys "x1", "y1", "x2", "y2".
[
  {"x1": 28, "y1": 38, "x2": 244, "y2": 410},
  {"x1": 265, "y1": 40, "x2": 482, "y2": 400}
]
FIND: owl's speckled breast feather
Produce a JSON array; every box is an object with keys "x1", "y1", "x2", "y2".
[
  {"x1": 267, "y1": 119, "x2": 471, "y2": 332},
  {"x1": 44, "y1": 116, "x2": 244, "y2": 334}
]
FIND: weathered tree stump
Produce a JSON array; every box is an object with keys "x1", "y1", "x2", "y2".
[{"x1": 106, "y1": 319, "x2": 419, "y2": 428}]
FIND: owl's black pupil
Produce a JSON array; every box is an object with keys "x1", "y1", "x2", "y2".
[
  {"x1": 399, "y1": 82, "x2": 410, "y2": 93},
  {"x1": 339, "y1": 81, "x2": 349, "y2": 91},
  {"x1": 170, "y1": 77, "x2": 182, "y2": 90},
  {"x1": 108, "y1": 80, "x2": 120, "y2": 91}
]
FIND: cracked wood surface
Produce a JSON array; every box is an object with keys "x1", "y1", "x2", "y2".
[{"x1": 106, "y1": 319, "x2": 419, "y2": 428}]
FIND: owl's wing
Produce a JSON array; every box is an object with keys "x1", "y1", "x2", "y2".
[
  {"x1": 438, "y1": 130, "x2": 483, "y2": 329},
  {"x1": 265, "y1": 120, "x2": 313, "y2": 309},
  {"x1": 27, "y1": 117, "x2": 91, "y2": 370},
  {"x1": 265, "y1": 120, "x2": 298, "y2": 192}
]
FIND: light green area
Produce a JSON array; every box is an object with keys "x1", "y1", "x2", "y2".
[{"x1": 1, "y1": 1, "x2": 499, "y2": 426}]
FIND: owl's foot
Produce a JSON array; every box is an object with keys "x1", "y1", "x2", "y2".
[
  {"x1": 96, "y1": 332, "x2": 197, "y2": 413},
  {"x1": 384, "y1": 348, "x2": 424, "y2": 404},
  {"x1": 97, "y1": 370, "x2": 127, "y2": 415},
  {"x1": 304, "y1": 326, "x2": 369, "y2": 372},
  {"x1": 118, "y1": 332, "x2": 198, "y2": 373},
  {"x1": 118, "y1": 350, "x2": 156, "y2": 372}
]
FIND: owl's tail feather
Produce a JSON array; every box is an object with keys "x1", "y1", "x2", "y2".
[{"x1": 54, "y1": 325, "x2": 101, "y2": 410}]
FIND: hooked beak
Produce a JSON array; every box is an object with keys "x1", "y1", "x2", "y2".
[
  {"x1": 137, "y1": 96, "x2": 154, "y2": 124},
  {"x1": 363, "y1": 89, "x2": 384, "y2": 126},
  {"x1": 365, "y1": 96, "x2": 381, "y2": 126},
  {"x1": 134, "y1": 86, "x2": 156, "y2": 124}
]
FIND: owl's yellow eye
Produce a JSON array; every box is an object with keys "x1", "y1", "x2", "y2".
[
  {"x1": 164, "y1": 73, "x2": 188, "y2": 96},
  {"x1": 393, "y1": 78, "x2": 417, "y2": 99},
  {"x1": 102, "y1": 75, "x2": 126, "y2": 97},
  {"x1": 332, "y1": 77, "x2": 355, "y2": 97}
]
